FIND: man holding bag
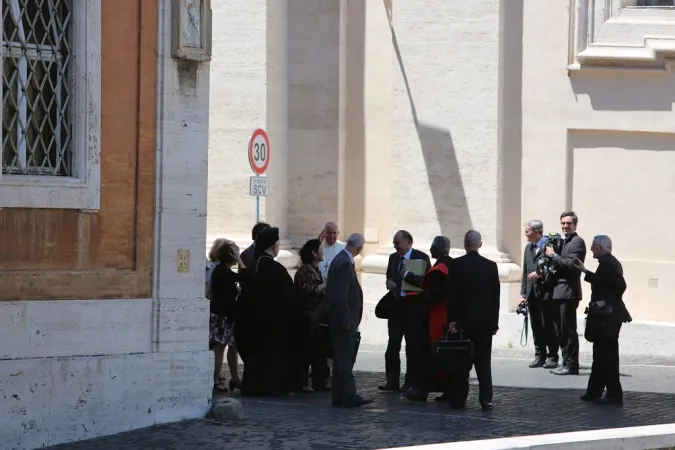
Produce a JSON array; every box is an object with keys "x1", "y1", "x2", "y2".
[{"x1": 574, "y1": 235, "x2": 631, "y2": 405}]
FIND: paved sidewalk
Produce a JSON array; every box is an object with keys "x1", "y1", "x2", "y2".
[{"x1": 48, "y1": 353, "x2": 675, "y2": 450}]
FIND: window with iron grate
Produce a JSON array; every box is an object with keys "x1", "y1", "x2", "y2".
[{"x1": 2, "y1": 0, "x2": 72, "y2": 177}]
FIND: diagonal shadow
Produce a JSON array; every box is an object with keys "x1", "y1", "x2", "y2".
[{"x1": 384, "y1": 2, "x2": 473, "y2": 245}]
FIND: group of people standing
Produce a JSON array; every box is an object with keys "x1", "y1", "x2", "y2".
[
  {"x1": 205, "y1": 221, "x2": 368, "y2": 406},
  {"x1": 377, "y1": 229, "x2": 501, "y2": 410},
  {"x1": 205, "y1": 211, "x2": 632, "y2": 409},
  {"x1": 520, "y1": 211, "x2": 632, "y2": 404}
]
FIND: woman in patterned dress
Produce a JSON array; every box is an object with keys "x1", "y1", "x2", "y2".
[
  {"x1": 207, "y1": 239, "x2": 244, "y2": 392},
  {"x1": 293, "y1": 239, "x2": 330, "y2": 392}
]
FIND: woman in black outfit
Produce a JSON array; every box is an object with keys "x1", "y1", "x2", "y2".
[{"x1": 209, "y1": 240, "x2": 244, "y2": 392}]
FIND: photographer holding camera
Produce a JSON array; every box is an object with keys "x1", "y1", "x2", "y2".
[
  {"x1": 519, "y1": 220, "x2": 559, "y2": 369},
  {"x1": 545, "y1": 211, "x2": 587, "y2": 376}
]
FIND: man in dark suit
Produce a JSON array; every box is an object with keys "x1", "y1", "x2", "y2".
[
  {"x1": 240, "y1": 221, "x2": 271, "y2": 269},
  {"x1": 447, "y1": 230, "x2": 500, "y2": 410},
  {"x1": 314, "y1": 233, "x2": 372, "y2": 408},
  {"x1": 379, "y1": 230, "x2": 431, "y2": 393},
  {"x1": 520, "y1": 220, "x2": 559, "y2": 369},
  {"x1": 545, "y1": 211, "x2": 587, "y2": 376},
  {"x1": 574, "y1": 235, "x2": 631, "y2": 404}
]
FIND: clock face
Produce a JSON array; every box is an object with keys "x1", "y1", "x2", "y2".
[{"x1": 180, "y1": 0, "x2": 202, "y2": 48}]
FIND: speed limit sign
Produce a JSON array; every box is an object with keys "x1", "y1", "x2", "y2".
[{"x1": 248, "y1": 128, "x2": 270, "y2": 175}]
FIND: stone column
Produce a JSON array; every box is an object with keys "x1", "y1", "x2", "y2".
[
  {"x1": 286, "y1": 0, "x2": 342, "y2": 246},
  {"x1": 359, "y1": 0, "x2": 521, "y2": 313},
  {"x1": 265, "y1": 0, "x2": 297, "y2": 268}
]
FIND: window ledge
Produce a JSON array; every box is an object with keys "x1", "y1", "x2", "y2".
[{"x1": 571, "y1": 38, "x2": 675, "y2": 70}]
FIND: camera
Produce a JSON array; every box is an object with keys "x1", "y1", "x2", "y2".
[
  {"x1": 537, "y1": 232, "x2": 564, "y2": 286},
  {"x1": 516, "y1": 301, "x2": 528, "y2": 317}
]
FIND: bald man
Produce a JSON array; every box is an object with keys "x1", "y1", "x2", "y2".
[{"x1": 318, "y1": 221, "x2": 346, "y2": 279}]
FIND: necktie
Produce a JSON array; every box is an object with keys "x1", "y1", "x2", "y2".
[{"x1": 398, "y1": 256, "x2": 405, "y2": 273}]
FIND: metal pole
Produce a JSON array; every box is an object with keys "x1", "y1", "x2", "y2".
[{"x1": 255, "y1": 195, "x2": 260, "y2": 223}]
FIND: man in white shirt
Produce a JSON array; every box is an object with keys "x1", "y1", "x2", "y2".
[{"x1": 318, "y1": 221, "x2": 346, "y2": 279}]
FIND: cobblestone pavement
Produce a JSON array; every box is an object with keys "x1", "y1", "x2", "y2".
[{"x1": 49, "y1": 354, "x2": 675, "y2": 450}]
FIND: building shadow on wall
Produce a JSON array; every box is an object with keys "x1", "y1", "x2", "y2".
[
  {"x1": 384, "y1": 2, "x2": 472, "y2": 244},
  {"x1": 569, "y1": 70, "x2": 675, "y2": 112}
]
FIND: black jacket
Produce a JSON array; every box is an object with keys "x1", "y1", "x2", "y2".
[
  {"x1": 551, "y1": 233, "x2": 586, "y2": 301},
  {"x1": 386, "y1": 248, "x2": 431, "y2": 298},
  {"x1": 210, "y1": 264, "x2": 240, "y2": 317},
  {"x1": 448, "y1": 251, "x2": 500, "y2": 333},
  {"x1": 520, "y1": 242, "x2": 546, "y2": 300},
  {"x1": 584, "y1": 253, "x2": 632, "y2": 323}
]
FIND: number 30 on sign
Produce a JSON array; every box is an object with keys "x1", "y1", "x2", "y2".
[{"x1": 248, "y1": 128, "x2": 270, "y2": 175}]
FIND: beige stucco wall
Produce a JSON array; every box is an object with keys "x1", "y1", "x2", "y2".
[
  {"x1": 523, "y1": 0, "x2": 675, "y2": 321},
  {"x1": 208, "y1": 0, "x2": 675, "y2": 323}
]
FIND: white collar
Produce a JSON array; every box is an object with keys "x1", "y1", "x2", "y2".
[{"x1": 402, "y1": 248, "x2": 413, "y2": 259}]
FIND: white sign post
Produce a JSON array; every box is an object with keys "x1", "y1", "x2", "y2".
[{"x1": 248, "y1": 128, "x2": 270, "y2": 223}]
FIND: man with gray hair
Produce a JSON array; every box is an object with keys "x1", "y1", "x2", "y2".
[
  {"x1": 403, "y1": 236, "x2": 454, "y2": 403},
  {"x1": 318, "y1": 221, "x2": 346, "y2": 279},
  {"x1": 446, "y1": 230, "x2": 500, "y2": 410},
  {"x1": 520, "y1": 220, "x2": 559, "y2": 369},
  {"x1": 573, "y1": 235, "x2": 631, "y2": 404},
  {"x1": 315, "y1": 233, "x2": 372, "y2": 408}
]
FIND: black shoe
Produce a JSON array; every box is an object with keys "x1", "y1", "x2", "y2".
[
  {"x1": 529, "y1": 358, "x2": 546, "y2": 368},
  {"x1": 401, "y1": 384, "x2": 413, "y2": 393},
  {"x1": 434, "y1": 394, "x2": 450, "y2": 403},
  {"x1": 552, "y1": 366, "x2": 579, "y2": 376},
  {"x1": 229, "y1": 380, "x2": 241, "y2": 391},
  {"x1": 543, "y1": 358, "x2": 559, "y2": 369},
  {"x1": 343, "y1": 397, "x2": 374, "y2": 408},
  {"x1": 580, "y1": 393, "x2": 600, "y2": 402},
  {"x1": 331, "y1": 399, "x2": 344, "y2": 407},
  {"x1": 403, "y1": 390, "x2": 428, "y2": 403},
  {"x1": 481, "y1": 402, "x2": 493, "y2": 411},
  {"x1": 378, "y1": 382, "x2": 400, "y2": 393}
]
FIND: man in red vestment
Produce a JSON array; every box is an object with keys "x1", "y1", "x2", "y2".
[{"x1": 403, "y1": 236, "x2": 453, "y2": 403}]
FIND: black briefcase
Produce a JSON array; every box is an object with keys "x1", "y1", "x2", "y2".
[{"x1": 433, "y1": 331, "x2": 474, "y2": 373}]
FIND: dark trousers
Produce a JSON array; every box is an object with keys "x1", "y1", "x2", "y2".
[
  {"x1": 529, "y1": 297, "x2": 559, "y2": 360},
  {"x1": 446, "y1": 330, "x2": 493, "y2": 406},
  {"x1": 385, "y1": 305, "x2": 410, "y2": 387},
  {"x1": 552, "y1": 299, "x2": 580, "y2": 370},
  {"x1": 293, "y1": 317, "x2": 329, "y2": 389},
  {"x1": 586, "y1": 326, "x2": 622, "y2": 399},
  {"x1": 403, "y1": 302, "x2": 428, "y2": 390},
  {"x1": 330, "y1": 328, "x2": 358, "y2": 404}
]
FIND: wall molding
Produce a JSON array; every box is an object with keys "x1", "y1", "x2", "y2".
[{"x1": 569, "y1": 0, "x2": 675, "y2": 70}]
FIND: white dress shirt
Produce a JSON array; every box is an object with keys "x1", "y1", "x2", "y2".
[
  {"x1": 399, "y1": 248, "x2": 413, "y2": 297},
  {"x1": 318, "y1": 240, "x2": 346, "y2": 279}
]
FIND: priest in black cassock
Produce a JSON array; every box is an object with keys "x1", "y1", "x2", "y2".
[{"x1": 238, "y1": 226, "x2": 297, "y2": 397}]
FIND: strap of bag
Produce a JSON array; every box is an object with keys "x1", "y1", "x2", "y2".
[{"x1": 520, "y1": 314, "x2": 529, "y2": 347}]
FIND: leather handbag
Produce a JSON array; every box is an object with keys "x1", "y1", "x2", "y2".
[
  {"x1": 375, "y1": 291, "x2": 395, "y2": 319},
  {"x1": 584, "y1": 301, "x2": 618, "y2": 343},
  {"x1": 433, "y1": 331, "x2": 474, "y2": 373}
]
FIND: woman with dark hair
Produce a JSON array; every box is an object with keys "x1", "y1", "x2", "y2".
[{"x1": 292, "y1": 239, "x2": 330, "y2": 392}]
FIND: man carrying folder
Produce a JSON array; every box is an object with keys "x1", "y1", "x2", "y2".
[{"x1": 378, "y1": 230, "x2": 431, "y2": 393}]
